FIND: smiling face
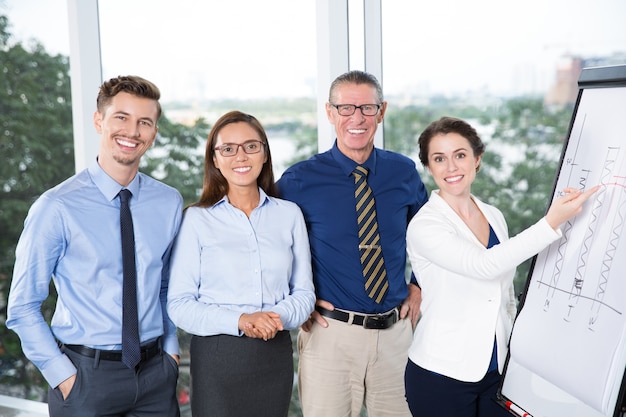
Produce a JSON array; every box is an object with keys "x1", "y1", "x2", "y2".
[
  {"x1": 94, "y1": 91, "x2": 159, "y2": 174},
  {"x1": 427, "y1": 132, "x2": 482, "y2": 199},
  {"x1": 326, "y1": 83, "x2": 387, "y2": 163},
  {"x1": 212, "y1": 122, "x2": 267, "y2": 192}
]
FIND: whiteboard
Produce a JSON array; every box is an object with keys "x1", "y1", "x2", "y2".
[{"x1": 499, "y1": 65, "x2": 626, "y2": 417}]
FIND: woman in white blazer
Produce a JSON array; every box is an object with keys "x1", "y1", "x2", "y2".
[{"x1": 404, "y1": 117, "x2": 598, "y2": 417}]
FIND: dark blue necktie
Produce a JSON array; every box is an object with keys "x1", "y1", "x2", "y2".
[{"x1": 119, "y1": 189, "x2": 140, "y2": 368}]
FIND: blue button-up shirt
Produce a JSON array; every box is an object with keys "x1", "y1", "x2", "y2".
[
  {"x1": 277, "y1": 142, "x2": 428, "y2": 313},
  {"x1": 7, "y1": 160, "x2": 183, "y2": 388},
  {"x1": 166, "y1": 190, "x2": 315, "y2": 335}
]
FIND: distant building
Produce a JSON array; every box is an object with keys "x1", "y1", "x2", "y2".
[
  {"x1": 544, "y1": 56, "x2": 583, "y2": 107},
  {"x1": 545, "y1": 53, "x2": 626, "y2": 107}
]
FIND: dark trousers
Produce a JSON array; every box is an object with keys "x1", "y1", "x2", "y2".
[
  {"x1": 404, "y1": 359, "x2": 510, "y2": 417},
  {"x1": 49, "y1": 345, "x2": 180, "y2": 417},
  {"x1": 190, "y1": 331, "x2": 293, "y2": 417}
]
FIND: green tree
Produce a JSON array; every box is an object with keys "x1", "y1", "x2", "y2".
[
  {"x1": 383, "y1": 105, "x2": 435, "y2": 157},
  {"x1": 141, "y1": 115, "x2": 208, "y2": 206},
  {"x1": 283, "y1": 122, "x2": 318, "y2": 168},
  {"x1": 0, "y1": 15, "x2": 74, "y2": 270},
  {"x1": 0, "y1": 14, "x2": 74, "y2": 399}
]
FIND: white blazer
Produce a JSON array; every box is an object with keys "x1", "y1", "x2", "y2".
[{"x1": 406, "y1": 190, "x2": 561, "y2": 382}]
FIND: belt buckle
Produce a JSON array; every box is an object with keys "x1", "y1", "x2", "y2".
[
  {"x1": 363, "y1": 313, "x2": 389, "y2": 329},
  {"x1": 363, "y1": 309, "x2": 398, "y2": 329}
]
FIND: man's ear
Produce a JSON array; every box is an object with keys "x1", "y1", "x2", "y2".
[
  {"x1": 377, "y1": 101, "x2": 388, "y2": 123},
  {"x1": 93, "y1": 111, "x2": 103, "y2": 133},
  {"x1": 325, "y1": 102, "x2": 335, "y2": 125}
]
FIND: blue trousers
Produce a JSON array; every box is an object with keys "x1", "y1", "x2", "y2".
[
  {"x1": 404, "y1": 359, "x2": 510, "y2": 417},
  {"x1": 48, "y1": 345, "x2": 180, "y2": 417}
]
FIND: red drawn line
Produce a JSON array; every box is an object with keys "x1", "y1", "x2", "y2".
[{"x1": 601, "y1": 181, "x2": 626, "y2": 189}]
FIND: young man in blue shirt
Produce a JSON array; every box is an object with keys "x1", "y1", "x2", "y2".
[
  {"x1": 7, "y1": 75, "x2": 182, "y2": 417},
  {"x1": 277, "y1": 70, "x2": 428, "y2": 416}
]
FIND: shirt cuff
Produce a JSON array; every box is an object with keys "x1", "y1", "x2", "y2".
[{"x1": 42, "y1": 353, "x2": 77, "y2": 389}]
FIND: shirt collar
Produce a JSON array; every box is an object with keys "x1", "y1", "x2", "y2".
[
  {"x1": 259, "y1": 187, "x2": 270, "y2": 205},
  {"x1": 88, "y1": 158, "x2": 141, "y2": 202},
  {"x1": 330, "y1": 140, "x2": 379, "y2": 178},
  {"x1": 216, "y1": 187, "x2": 271, "y2": 208}
]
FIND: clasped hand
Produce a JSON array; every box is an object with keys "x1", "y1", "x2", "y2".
[{"x1": 239, "y1": 311, "x2": 284, "y2": 341}]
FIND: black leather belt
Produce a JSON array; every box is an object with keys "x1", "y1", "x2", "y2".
[
  {"x1": 316, "y1": 306, "x2": 399, "y2": 329},
  {"x1": 63, "y1": 339, "x2": 160, "y2": 362}
]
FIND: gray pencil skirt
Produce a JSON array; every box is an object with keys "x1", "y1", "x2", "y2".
[{"x1": 189, "y1": 331, "x2": 294, "y2": 417}]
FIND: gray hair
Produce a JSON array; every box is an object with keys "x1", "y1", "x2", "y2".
[{"x1": 328, "y1": 70, "x2": 383, "y2": 103}]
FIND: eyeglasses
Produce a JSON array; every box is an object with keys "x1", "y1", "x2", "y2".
[
  {"x1": 214, "y1": 140, "x2": 265, "y2": 157},
  {"x1": 330, "y1": 103, "x2": 381, "y2": 116}
]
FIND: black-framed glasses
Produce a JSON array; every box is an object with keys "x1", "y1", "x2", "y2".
[
  {"x1": 330, "y1": 103, "x2": 381, "y2": 116},
  {"x1": 214, "y1": 140, "x2": 265, "y2": 157}
]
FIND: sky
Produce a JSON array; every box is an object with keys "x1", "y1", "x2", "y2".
[
  {"x1": 381, "y1": 0, "x2": 626, "y2": 97},
  {"x1": 2, "y1": 0, "x2": 626, "y2": 102}
]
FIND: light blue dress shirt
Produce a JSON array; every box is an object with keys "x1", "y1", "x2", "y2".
[
  {"x1": 6, "y1": 160, "x2": 183, "y2": 388},
  {"x1": 167, "y1": 189, "x2": 315, "y2": 336}
]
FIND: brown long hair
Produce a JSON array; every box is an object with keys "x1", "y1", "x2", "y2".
[{"x1": 191, "y1": 110, "x2": 277, "y2": 208}]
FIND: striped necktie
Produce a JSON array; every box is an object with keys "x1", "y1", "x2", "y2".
[{"x1": 353, "y1": 166, "x2": 388, "y2": 303}]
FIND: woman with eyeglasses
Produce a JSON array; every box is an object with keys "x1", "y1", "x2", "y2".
[{"x1": 167, "y1": 110, "x2": 316, "y2": 417}]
